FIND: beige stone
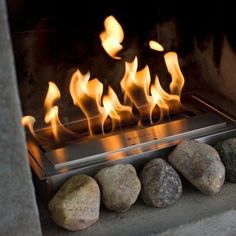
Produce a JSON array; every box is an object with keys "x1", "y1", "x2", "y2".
[
  {"x1": 168, "y1": 140, "x2": 225, "y2": 195},
  {"x1": 49, "y1": 175, "x2": 100, "y2": 231},
  {"x1": 95, "y1": 164, "x2": 141, "y2": 212}
]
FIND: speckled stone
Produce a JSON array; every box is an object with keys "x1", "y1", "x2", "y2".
[
  {"x1": 139, "y1": 158, "x2": 182, "y2": 208},
  {"x1": 215, "y1": 138, "x2": 236, "y2": 182},
  {"x1": 95, "y1": 164, "x2": 141, "y2": 212},
  {"x1": 49, "y1": 175, "x2": 100, "y2": 231},
  {"x1": 168, "y1": 140, "x2": 225, "y2": 195}
]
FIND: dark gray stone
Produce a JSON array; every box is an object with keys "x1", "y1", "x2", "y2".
[
  {"x1": 95, "y1": 164, "x2": 141, "y2": 212},
  {"x1": 168, "y1": 140, "x2": 225, "y2": 195},
  {"x1": 49, "y1": 175, "x2": 100, "y2": 231},
  {"x1": 215, "y1": 138, "x2": 236, "y2": 182},
  {"x1": 0, "y1": 1, "x2": 41, "y2": 235},
  {"x1": 139, "y1": 158, "x2": 182, "y2": 208}
]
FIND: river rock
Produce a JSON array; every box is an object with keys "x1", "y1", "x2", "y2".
[
  {"x1": 139, "y1": 158, "x2": 182, "y2": 208},
  {"x1": 215, "y1": 138, "x2": 236, "y2": 182},
  {"x1": 168, "y1": 140, "x2": 225, "y2": 195},
  {"x1": 95, "y1": 164, "x2": 141, "y2": 212},
  {"x1": 48, "y1": 175, "x2": 100, "y2": 231}
]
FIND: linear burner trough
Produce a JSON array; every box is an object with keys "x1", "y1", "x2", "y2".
[{"x1": 28, "y1": 94, "x2": 236, "y2": 203}]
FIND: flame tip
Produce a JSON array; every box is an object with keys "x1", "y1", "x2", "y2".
[
  {"x1": 100, "y1": 15, "x2": 124, "y2": 59},
  {"x1": 149, "y1": 40, "x2": 164, "y2": 52}
]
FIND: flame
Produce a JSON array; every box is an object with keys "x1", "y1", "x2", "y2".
[
  {"x1": 150, "y1": 74, "x2": 181, "y2": 120},
  {"x1": 120, "y1": 57, "x2": 154, "y2": 123},
  {"x1": 44, "y1": 82, "x2": 74, "y2": 141},
  {"x1": 150, "y1": 52, "x2": 185, "y2": 119},
  {"x1": 22, "y1": 115, "x2": 37, "y2": 139},
  {"x1": 44, "y1": 81, "x2": 61, "y2": 111},
  {"x1": 22, "y1": 16, "x2": 187, "y2": 147},
  {"x1": 149, "y1": 40, "x2": 164, "y2": 52},
  {"x1": 102, "y1": 86, "x2": 132, "y2": 130},
  {"x1": 100, "y1": 15, "x2": 124, "y2": 59},
  {"x1": 69, "y1": 69, "x2": 106, "y2": 135},
  {"x1": 150, "y1": 79, "x2": 170, "y2": 120},
  {"x1": 164, "y1": 52, "x2": 185, "y2": 96}
]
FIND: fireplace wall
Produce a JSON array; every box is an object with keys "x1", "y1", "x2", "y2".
[{"x1": 0, "y1": 1, "x2": 41, "y2": 235}]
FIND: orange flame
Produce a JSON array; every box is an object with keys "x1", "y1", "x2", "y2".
[
  {"x1": 150, "y1": 52, "x2": 185, "y2": 119},
  {"x1": 22, "y1": 16, "x2": 186, "y2": 146},
  {"x1": 44, "y1": 82, "x2": 74, "y2": 141},
  {"x1": 164, "y1": 52, "x2": 185, "y2": 96},
  {"x1": 149, "y1": 40, "x2": 164, "y2": 52},
  {"x1": 44, "y1": 81, "x2": 61, "y2": 111},
  {"x1": 69, "y1": 69, "x2": 106, "y2": 135},
  {"x1": 120, "y1": 57, "x2": 154, "y2": 123},
  {"x1": 102, "y1": 86, "x2": 132, "y2": 130},
  {"x1": 22, "y1": 115, "x2": 37, "y2": 139},
  {"x1": 100, "y1": 15, "x2": 124, "y2": 59}
]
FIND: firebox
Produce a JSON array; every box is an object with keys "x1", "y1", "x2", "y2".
[
  {"x1": 8, "y1": 1, "x2": 236, "y2": 200},
  {"x1": 4, "y1": 0, "x2": 236, "y2": 235}
]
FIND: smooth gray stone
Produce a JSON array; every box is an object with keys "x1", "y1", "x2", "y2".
[
  {"x1": 0, "y1": 1, "x2": 41, "y2": 235},
  {"x1": 95, "y1": 164, "x2": 141, "y2": 212},
  {"x1": 215, "y1": 138, "x2": 236, "y2": 182},
  {"x1": 168, "y1": 140, "x2": 225, "y2": 195},
  {"x1": 139, "y1": 158, "x2": 182, "y2": 208}
]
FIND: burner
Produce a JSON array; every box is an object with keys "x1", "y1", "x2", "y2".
[{"x1": 28, "y1": 94, "x2": 236, "y2": 202}]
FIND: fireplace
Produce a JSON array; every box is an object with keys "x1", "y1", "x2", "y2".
[{"x1": 2, "y1": 0, "x2": 236, "y2": 235}]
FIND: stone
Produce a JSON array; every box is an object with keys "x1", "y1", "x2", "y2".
[
  {"x1": 168, "y1": 140, "x2": 225, "y2": 195},
  {"x1": 139, "y1": 158, "x2": 182, "y2": 208},
  {"x1": 95, "y1": 164, "x2": 141, "y2": 212},
  {"x1": 48, "y1": 175, "x2": 100, "y2": 231},
  {"x1": 215, "y1": 138, "x2": 236, "y2": 182}
]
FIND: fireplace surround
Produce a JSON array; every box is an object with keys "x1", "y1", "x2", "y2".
[{"x1": 2, "y1": 0, "x2": 236, "y2": 235}]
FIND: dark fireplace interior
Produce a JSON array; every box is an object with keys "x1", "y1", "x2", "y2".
[
  {"x1": 4, "y1": 0, "x2": 236, "y2": 235},
  {"x1": 8, "y1": 1, "x2": 236, "y2": 118}
]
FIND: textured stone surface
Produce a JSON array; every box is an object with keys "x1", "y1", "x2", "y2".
[
  {"x1": 95, "y1": 164, "x2": 141, "y2": 212},
  {"x1": 168, "y1": 140, "x2": 225, "y2": 195},
  {"x1": 0, "y1": 1, "x2": 41, "y2": 235},
  {"x1": 139, "y1": 158, "x2": 182, "y2": 208},
  {"x1": 215, "y1": 138, "x2": 236, "y2": 182},
  {"x1": 49, "y1": 175, "x2": 100, "y2": 231}
]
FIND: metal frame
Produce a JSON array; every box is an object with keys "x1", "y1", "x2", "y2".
[{"x1": 28, "y1": 94, "x2": 236, "y2": 203}]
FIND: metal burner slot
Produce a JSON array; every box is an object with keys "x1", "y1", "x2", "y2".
[
  {"x1": 45, "y1": 113, "x2": 226, "y2": 169},
  {"x1": 32, "y1": 95, "x2": 199, "y2": 151}
]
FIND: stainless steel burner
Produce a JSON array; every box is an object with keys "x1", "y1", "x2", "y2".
[{"x1": 28, "y1": 94, "x2": 236, "y2": 202}]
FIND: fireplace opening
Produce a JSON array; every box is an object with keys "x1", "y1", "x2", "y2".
[
  {"x1": 8, "y1": 0, "x2": 236, "y2": 203},
  {"x1": 5, "y1": 0, "x2": 236, "y2": 234}
]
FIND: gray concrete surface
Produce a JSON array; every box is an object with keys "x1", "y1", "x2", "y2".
[
  {"x1": 40, "y1": 182, "x2": 236, "y2": 236},
  {"x1": 158, "y1": 210, "x2": 236, "y2": 236},
  {"x1": 0, "y1": 1, "x2": 41, "y2": 235}
]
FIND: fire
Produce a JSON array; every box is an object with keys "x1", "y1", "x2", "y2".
[
  {"x1": 100, "y1": 15, "x2": 124, "y2": 59},
  {"x1": 149, "y1": 40, "x2": 164, "y2": 52},
  {"x1": 44, "y1": 82, "x2": 75, "y2": 141},
  {"x1": 120, "y1": 57, "x2": 154, "y2": 123},
  {"x1": 102, "y1": 86, "x2": 133, "y2": 130},
  {"x1": 22, "y1": 115, "x2": 37, "y2": 139},
  {"x1": 22, "y1": 15, "x2": 186, "y2": 147},
  {"x1": 164, "y1": 52, "x2": 185, "y2": 96},
  {"x1": 69, "y1": 70, "x2": 106, "y2": 135}
]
